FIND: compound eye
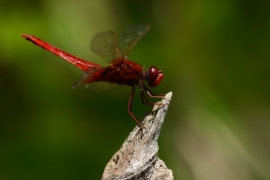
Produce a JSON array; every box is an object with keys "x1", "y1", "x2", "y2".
[
  {"x1": 146, "y1": 66, "x2": 159, "y2": 83},
  {"x1": 146, "y1": 66, "x2": 163, "y2": 87}
]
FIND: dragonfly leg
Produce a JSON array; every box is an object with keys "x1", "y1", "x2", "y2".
[
  {"x1": 139, "y1": 84, "x2": 156, "y2": 106},
  {"x1": 142, "y1": 83, "x2": 170, "y2": 107},
  {"x1": 128, "y1": 85, "x2": 144, "y2": 129},
  {"x1": 142, "y1": 83, "x2": 165, "y2": 98}
]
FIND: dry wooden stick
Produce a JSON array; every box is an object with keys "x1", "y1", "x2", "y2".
[{"x1": 101, "y1": 92, "x2": 173, "y2": 180}]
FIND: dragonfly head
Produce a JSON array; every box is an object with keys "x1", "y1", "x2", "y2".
[{"x1": 145, "y1": 66, "x2": 164, "y2": 87}]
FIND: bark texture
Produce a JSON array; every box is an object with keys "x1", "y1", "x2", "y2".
[{"x1": 101, "y1": 92, "x2": 173, "y2": 180}]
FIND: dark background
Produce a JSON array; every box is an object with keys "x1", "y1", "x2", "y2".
[{"x1": 1, "y1": 0, "x2": 270, "y2": 179}]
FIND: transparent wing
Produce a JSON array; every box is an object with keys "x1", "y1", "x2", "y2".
[
  {"x1": 85, "y1": 82, "x2": 122, "y2": 92},
  {"x1": 71, "y1": 67, "x2": 121, "y2": 92},
  {"x1": 118, "y1": 24, "x2": 150, "y2": 58},
  {"x1": 91, "y1": 31, "x2": 123, "y2": 63},
  {"x1": 71, "y1": 67, "x2": 100, "y2": 89}
]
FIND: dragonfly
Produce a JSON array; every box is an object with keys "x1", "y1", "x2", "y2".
[{"x1": 22, "y1": 24, "x2": 164, "y2": 128}]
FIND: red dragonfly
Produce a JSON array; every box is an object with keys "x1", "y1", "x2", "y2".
[{"x1": 22, "y1": 24, "x2": 164, "y2": 128}]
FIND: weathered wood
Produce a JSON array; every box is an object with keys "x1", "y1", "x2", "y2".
[{"x1": 101, "y1": 92, "x2": 173, "y2": 180}]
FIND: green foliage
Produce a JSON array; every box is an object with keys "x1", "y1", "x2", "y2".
[{"x1": 1, "y1": 0, "x2": 270, "y2": 179}]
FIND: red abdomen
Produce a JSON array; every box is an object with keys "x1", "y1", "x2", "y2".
[{"x1": 22, "y1": 34, "x2": 101, "y2": 72}]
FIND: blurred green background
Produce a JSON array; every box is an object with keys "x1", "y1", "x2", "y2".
[{"x1": 1, "y1": 0, "x2": 270, "y2": 179}]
